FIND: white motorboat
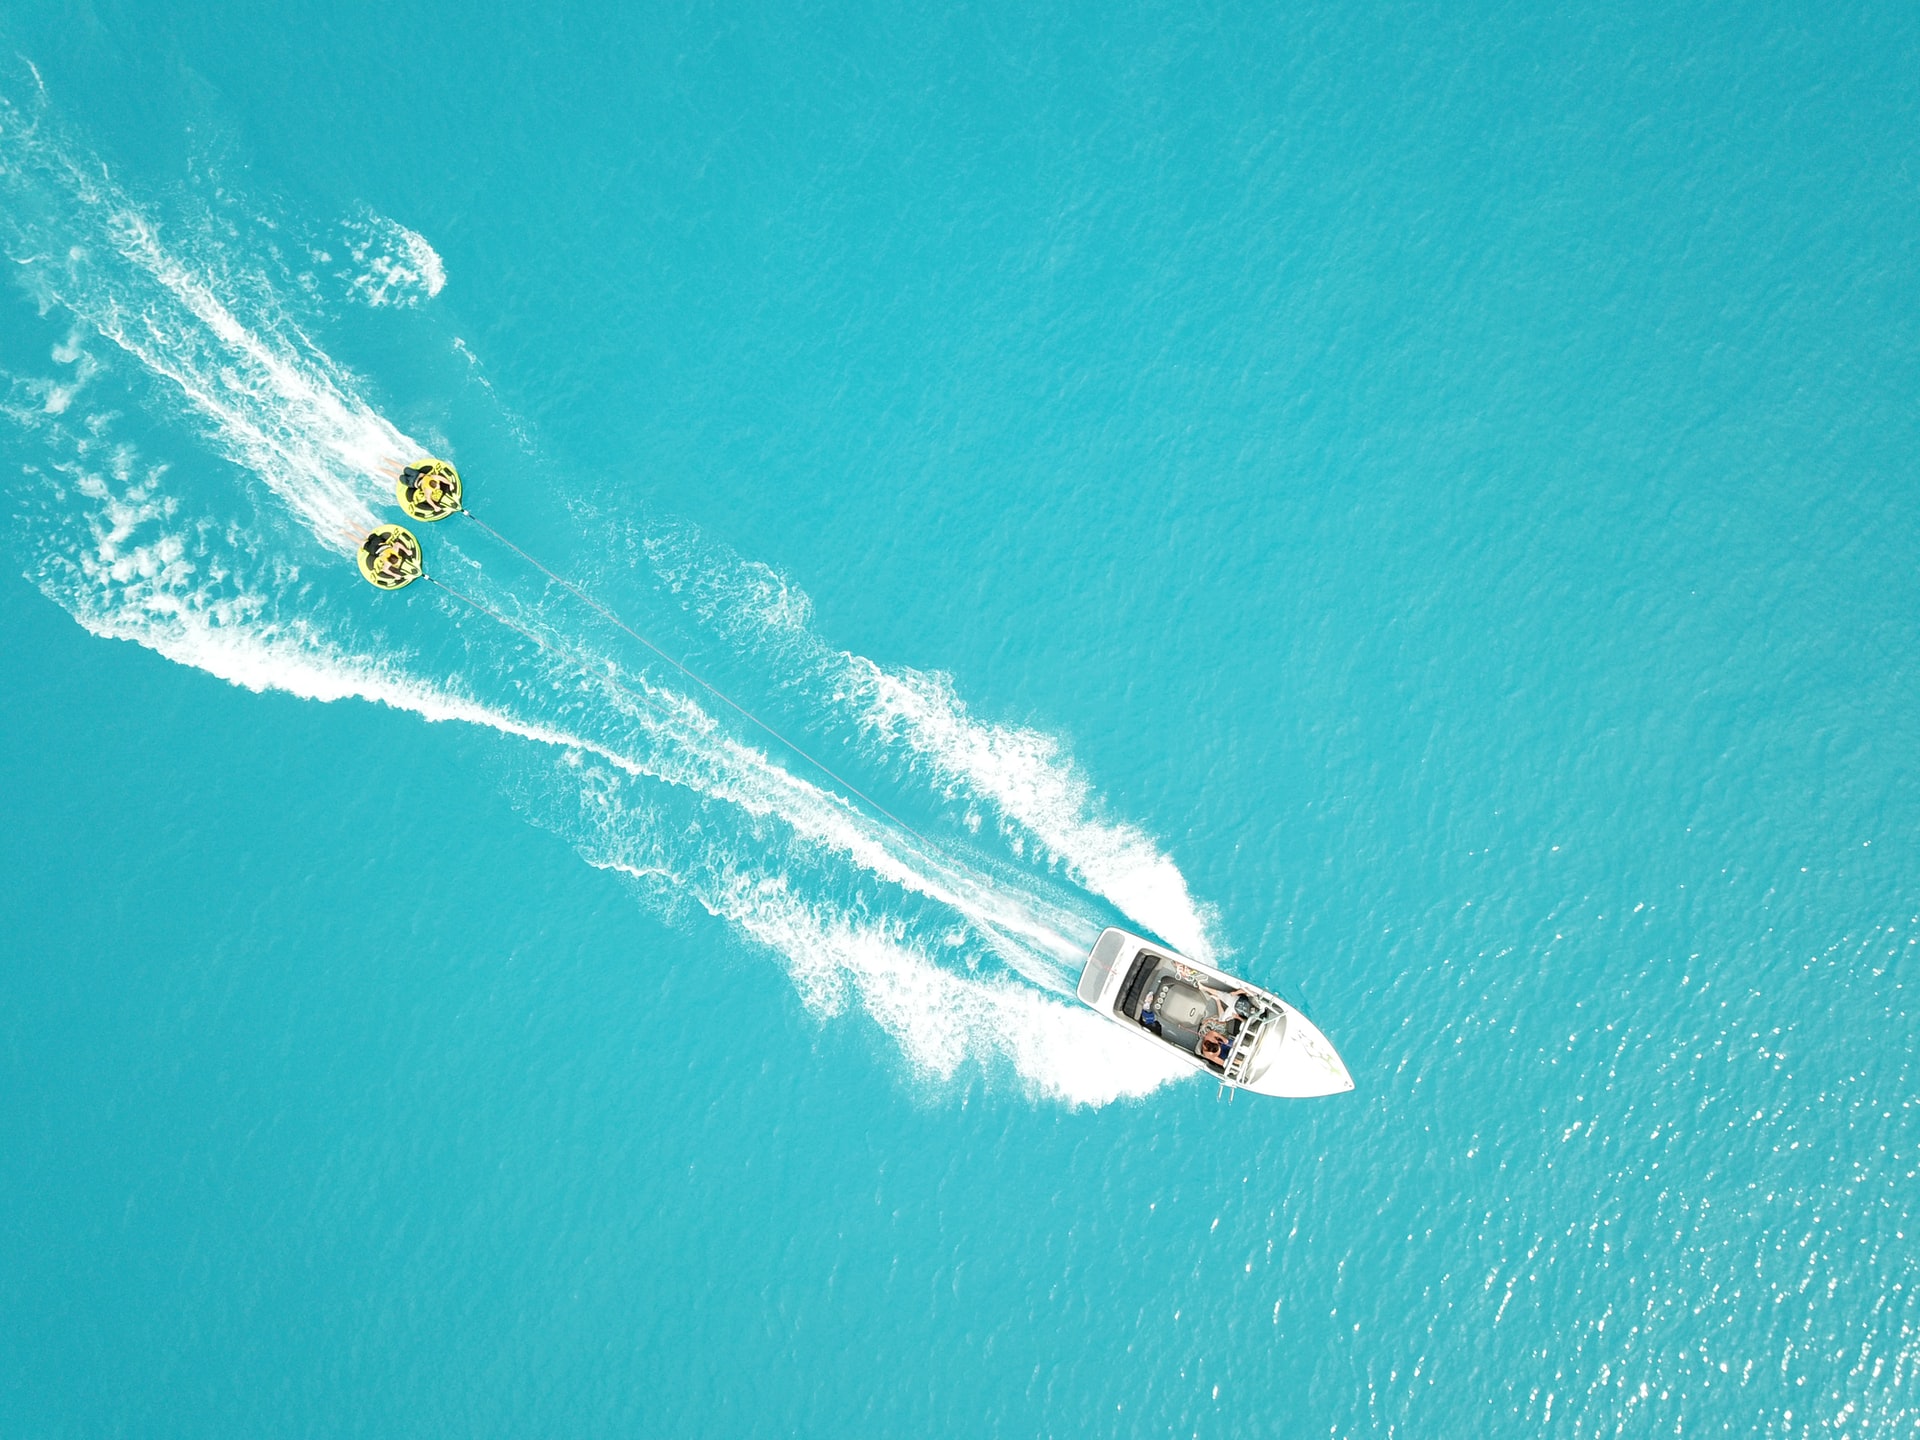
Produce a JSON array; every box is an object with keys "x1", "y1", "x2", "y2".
[{"x1": 1077, "y1": 927, "x2": 1354, "y2": 1097}]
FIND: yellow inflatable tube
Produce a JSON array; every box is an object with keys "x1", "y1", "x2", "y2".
[
  {"x1": 357, "y1": 524, "x2": 424, "y2": 589},
  {"x1": 397, "y1": 458, "x2": 462, "y2": 522}
]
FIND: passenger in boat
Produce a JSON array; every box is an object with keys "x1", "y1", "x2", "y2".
[{"x1": 1198, "y1": 1027, "x2": 1232, "y2": 1070}]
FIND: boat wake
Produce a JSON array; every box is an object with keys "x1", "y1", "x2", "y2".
[{"x1": 0, "y1": 78, "x2": 1202, "y2": 1103}]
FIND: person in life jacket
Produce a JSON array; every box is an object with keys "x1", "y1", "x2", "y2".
[
  {"x1": 357, "y1": 524, "x2": 425, "y2": 589},
  {"x1": 396, "y1": 459, "x2": 462, "y2": 522}
]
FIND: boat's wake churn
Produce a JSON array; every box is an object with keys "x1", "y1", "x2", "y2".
[{"x1": 0, "y1": 80, "x2": 1207, "y2": 1103}]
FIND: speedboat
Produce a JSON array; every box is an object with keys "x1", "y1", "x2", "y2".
[{"x1": 1078, "y1": 927, "x2": 1354, "y2": 1097}]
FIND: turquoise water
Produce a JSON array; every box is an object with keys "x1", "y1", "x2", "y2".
[{"x1": 2, "y1": 1, "x2": 1917, "y2": 1434}]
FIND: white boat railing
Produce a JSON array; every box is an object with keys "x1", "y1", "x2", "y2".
[{"x1": 1222, "y1": 1012, "x2": 1271, "y2": 1086}]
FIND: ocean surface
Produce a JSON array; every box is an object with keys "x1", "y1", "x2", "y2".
[{"x1": 1, "y1": 2, "x2": 1915, "y2": 1435}]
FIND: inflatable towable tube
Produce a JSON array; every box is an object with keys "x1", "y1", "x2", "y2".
[
  {"x1": 396, "y1": 458, "x2": 462, "y2": 522},
  {"x1": 357, "y1": 524, "x2": 425, "y2": 589}
]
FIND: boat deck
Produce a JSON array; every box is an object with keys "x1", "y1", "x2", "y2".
[{"x1": 1114, "y1": 947, "x2": 1274, "y2": 1076}]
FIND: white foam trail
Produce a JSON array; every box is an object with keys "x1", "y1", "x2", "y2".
[
  {"x1": 18, "y1": 386, "x2": 1151, "y2": 1098},
  {"x1": 343, "y1": 214, "x2": 446, "y2": 308},
  {"x1": 1, "y1": 89, "x2": 1204, "y2": 1102},
  {"x1": 41, "y1": 504, "x2": 1172, "y2": 1104},
  {"x1": 62, "y1": 207, "x2": 407, "y2": 547},
  {"x1": 0, "y1": 98, "x2": 412, "y2": 548},
  {"x1": 648, "y1": 538, "x2": 1224, "y2": 961},
  {"x1": 591, "y1": 858, "x2": 1186, "y2": 1104},
  {"x1": 38, "y1": 460, "x2": 1086, "y2": 981},
  {"x1": 849, "y1": 662, "x2": 1222, "y2": 963}
]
